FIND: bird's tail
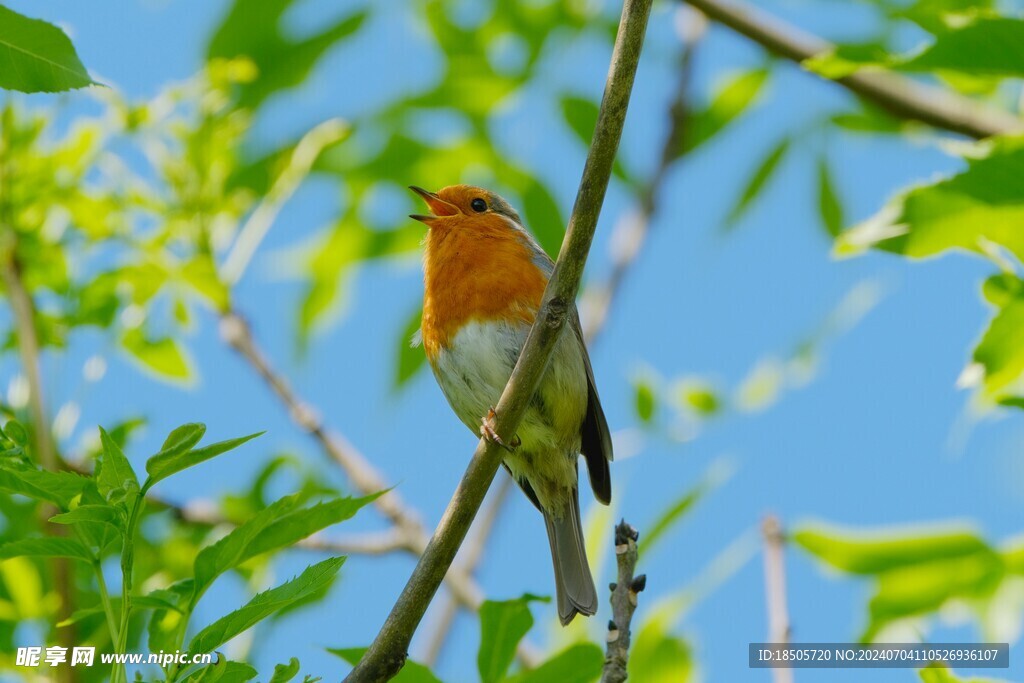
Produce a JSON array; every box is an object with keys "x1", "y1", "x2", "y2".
[{"x1": 544, "y1": 488, "x2": 598, "y2": 625}]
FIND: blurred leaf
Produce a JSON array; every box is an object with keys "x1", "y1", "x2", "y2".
[
  {"x1": 478, "y1": 595, "x2": 548, "y2": 683},
  {"x1": 804, "y1": 43, "x2": 891, "y2": 79},
  {"x1": 190, "y1": 557, "x2": 344, "y2": 654},
  {"x1": 394, "y1": 308, "x2": 425, "y2": 389},
  {"x1": 830, "y1": 107, "x2": 905, "y2": 135},
  {"x1": 97, "y1": 426, "x2": 139, "y2": 500},
  {"x1": 633, "y1": 377, "x2": 658, "y2": 425},
  {"x1": 629, "y1": 615, "x2": 694, "y2": 683},
  {"x1": 269, "y1": 658, "x2": 301, "y2": 683},
  {"x1": 641, "y1": 483, "x2": 707, "y2": 556},
  {"x1": 146, "y1": 429, "x2": 262, "y2": 488},
  {"x1": 299, "y1": 217, "x2": 422, "y2": 342},
  {"x1": 794, "y1": 524, "x2": 990, "y2": 574},
  {"x1": 675, "y1": 380, "x2": 722, "y2": 417},
  {"x1": 0, "y1": 5, "x2": 95, "y2": 92},
  {"x1": 328, "y1": 648, "x2": 442, "y2": 682},
  {"x1": 507, "y1": 643, "x2": 603, "y2": 683},
  {"x1": 208, "y1": 1, "x2": 367, "y2": 107},
  {"x1": 57, "y1": 594, "x2": 181, "y2": 627},
  {"x1": 0, "y1": 466, "x2": 90, "y2": 508},
  {"x1": 0, "y1": 537, "x2": 94, "y2": 562},
  {"x1": 972, "y1": 292, "x2": 1024, "y2": 400},
  {"x1": 724, "y1": 138, "x2": 789, "y2": 228},
  {"x1": 3, "y1": 420, "x2": 27, "y2": 446},
  {"x1": 680, "y1": 69, "x2": 769, "y2": 155},
  {"x1": 519, "y1": 177, "x2": 566, "y2": 257},
  {"x1": 561, "y1": 96, "x2": 599, "y2": 145},
  {"x1": 121, "y1": 328, "x2": 194, "y2": 383},
  {"x1": 863, "y1": 552, "x2": 1002, "y2": 641},
  {"x1": 817, "y1": 156, "x2": 845, "y2": 238},
  {"x1": 919, "y1": 663, "x2": 1008, "y2": 683},
  {"x1": 899, "y1": 18, "x2": 1024, "y2": 77}
]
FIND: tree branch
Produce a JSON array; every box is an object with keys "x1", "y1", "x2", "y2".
[
  {"x1": 344, "y1": 0, "x2": 653, "y2": 678},
  {"x1": 762, "y1": 514, "x2": 793, "y2": 683},
  {"x1": 418, "y1": 476, "x2": 517, "y2": 668},
  {"x1": 680, "y1": 0, "x2": 1024, "y2": 139},
  {"x1": 602, "y1": 520, "x2": 644, "y2": 683}
]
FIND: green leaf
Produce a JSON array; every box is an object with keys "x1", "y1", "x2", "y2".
[
  {"x1": 0, "y1": 5, "x2": 94, "y2": 92},
  {"x1": 161, "y1": 423, "x2": 207, "y2": 453},
  {"x1": 146, "y1": 430, "x2": 262, "y2": 488},
  {"x1": 394, "y1": 308, "x2": 425, "y2": 389},
  {"x1": 839, "y1": 136, "x2": 1024, "y2": 262},
  {"x1": 182, "y1": 659, "x2": 258, "y2": 683},
  {"x1": 794, "y1": 524, "x2": 991, "y2": 574},
  {"x1": 681, "y1": 69, "x2": 769, "y2": 155},
  {"x1": 633, "y1": 378, "x2": 657, "y2": 424},
  {"x1": 49, "y1": 504, "x2": 123, "y2": 530},
  {"x1": 507, "y1": 643, "x2": 603, "y2": 683},
  {"x1": 477, "y1": 595, "x2": 547, "y2": 683},
  {"x1": 121, "y1": 328, "x2": 194, "y2": 383},
  {"x1": 97, "y1": 426, "x2": 139, "y2": 500},
  {"x1": 817, "y1": 156, "x2": 845, "y2": 238},
  {"x1": 208, "y1": 1, "x2": 367, "y2": 107},
  {"x1": 972, "y1": 292, "x2": 1024, "y2": 399},
  {"x1": 269, "y1": 658, "x2": 301, "y2": 683},
  {"x1": 328, "y1": 648, "x2": 442, "y2": 683},
  {"x1": 899, "y1": 18, "x2": 1024, "y2": 77},
  {"x1": 3, "y1": 420, "x2": 28, "y2": 445},
  {"x1": 242, "y1": 492, "x2": 382, "y2": 561},
  {"x1": 0, "y1": 466, "x2": 90, "y2": 507},
  {"x1": 724, "y1": 138, "x2": 789, "y2": 228},
  {"x1": 0, "y1": 537, "x2": 94, "y2": 562},
  {"x1": 193, "y1": 491, "x2": 377, "y2": 597},
  {"x1": 190, "y1": 558, "x2": 345, "y2": 654}
]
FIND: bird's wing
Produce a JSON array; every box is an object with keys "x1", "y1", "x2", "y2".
[
  {"x1": 515, "y1": 217, "x2": 612, "y2": 504},
  {"x1": 569, "y1": 309, "x2": 613, "y2": 505}
]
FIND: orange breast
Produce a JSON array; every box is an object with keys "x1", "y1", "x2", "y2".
[{"x1": 422, "y1": 219, "x2": 548, "y2": 362}]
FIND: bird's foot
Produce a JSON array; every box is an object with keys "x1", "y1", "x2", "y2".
[{"x1": 480, "y1": 407, "x2": 520, "y2": 452}]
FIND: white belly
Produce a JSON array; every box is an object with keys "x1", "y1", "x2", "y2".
[{"x1": 429, "y1": 318, "x2": 588, "y2": 511}]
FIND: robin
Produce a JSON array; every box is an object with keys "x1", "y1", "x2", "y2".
[{"x1": 410, "y1": 184, "x2": 613, "y2": 625}]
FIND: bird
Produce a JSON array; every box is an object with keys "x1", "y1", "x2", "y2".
[{"x1": 410, "y1": 183, "x2": 613, "y2": 625}]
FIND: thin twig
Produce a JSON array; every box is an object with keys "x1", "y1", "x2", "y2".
[
  {"x1": 344, "y1": 0, "x2": 653, "y2": 678},
  {"x1": 762, "y1": 514, "x2": 793, "y2": 683},
  {"x1": 601, "y1": 520, "x2": 644, "y2": 683},
  {"x1": 583, "y1": 8, "x2": 705, "y2": 343},
  {"x1": 680, "y1": 0, "x2": 1024, "y2": 139}
]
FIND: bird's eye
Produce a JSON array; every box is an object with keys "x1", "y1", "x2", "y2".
[{"x1": 471, "y1": 198, "x2": 487, "y2": 212}]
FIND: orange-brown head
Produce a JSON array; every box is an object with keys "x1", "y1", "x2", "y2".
[{"x1": 410, "y1": 184, "x2": 551, "y2": 361}]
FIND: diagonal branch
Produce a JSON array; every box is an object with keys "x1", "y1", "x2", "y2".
[
  {"x1": 680, "y1": 0, "x2": 1024, "y2": 139},
  {"x1": 344, "y1": 0, "x2": 654, "y2": 678}
]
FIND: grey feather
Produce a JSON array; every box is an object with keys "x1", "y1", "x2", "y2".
[{"x1": 544, "y1": 487, "x2": 598, "y2": 625}]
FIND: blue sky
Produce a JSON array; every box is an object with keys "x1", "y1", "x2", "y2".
[{"x1": 4, "y1": 0, "x2": 1023, "y2": 681}]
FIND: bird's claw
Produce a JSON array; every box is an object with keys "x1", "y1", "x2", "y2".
[{"x1": 481, "y1": 407, "x2": 520, "y2": 452}]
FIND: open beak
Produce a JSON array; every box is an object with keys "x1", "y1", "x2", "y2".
[{"x1": 409, "y1": 186, "x2": 459, "y2": 224}]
